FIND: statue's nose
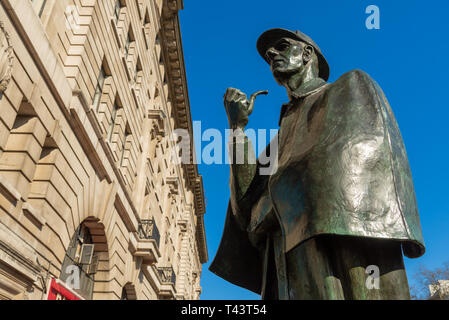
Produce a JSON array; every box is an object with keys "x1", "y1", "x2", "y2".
[{"x1": 266, "y1": 47, "x2": 279, "y2": 62}]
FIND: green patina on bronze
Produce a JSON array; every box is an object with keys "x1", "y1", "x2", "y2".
[{"x1": 210, "y1": 28, "x2": 425, "y2": 300}]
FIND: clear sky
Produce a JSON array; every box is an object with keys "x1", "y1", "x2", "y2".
[{"x1": 178, "y1": 0, "x2": 449, "y2": 299}]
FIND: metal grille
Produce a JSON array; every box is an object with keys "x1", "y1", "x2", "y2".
[
  {"x1": 138, "y1": 219, "x2": 161, "y2": 247},
  {"x1": 157, "y1": 267, "x2": 176, "y2": 285}
]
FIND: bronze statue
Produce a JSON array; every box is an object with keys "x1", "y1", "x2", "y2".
[{"x1": 209, "y1": 28, "x2": 425, "y2": 299}]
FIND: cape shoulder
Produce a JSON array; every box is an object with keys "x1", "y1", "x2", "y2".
[
  {"x1": 327, "y1": 70, "x2": 425, "y2": 257},
  {"x1": 330, "y1": 69, "x2": 382, "y2": 104},
  {"x1": 324, "y1": 69, "x2": 386, "y2": 122},
  {"x1": 334, "y1": 69, "x2": 377, "y2": 88}
]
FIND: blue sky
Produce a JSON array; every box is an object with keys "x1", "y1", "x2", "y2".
[{"x1": 178, "y1": 0, "x2": 449, "y2": 299}]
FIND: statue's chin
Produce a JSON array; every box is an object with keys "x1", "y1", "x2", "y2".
[{"x1": 273, "y1": 69, "x2": 292, "y2": 86}]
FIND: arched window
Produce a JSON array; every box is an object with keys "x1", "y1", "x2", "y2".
[
  {"x1": 120, "y1": 283, "x2": 137, "y2": 300},
  {"x1": 60, "y1": 224, "x2": 99, "y2": 300},
  {"x1": 121, "y1": 287, "x2": 128, "y2": 300}
]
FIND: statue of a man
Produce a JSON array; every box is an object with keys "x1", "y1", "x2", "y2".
[{"x1": 209, "y1": 28, "x2": 425, "y2": 299}]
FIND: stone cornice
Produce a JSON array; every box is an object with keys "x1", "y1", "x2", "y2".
[{"x1": 159, "y1": 0, "x2": 207, "y2": 263}]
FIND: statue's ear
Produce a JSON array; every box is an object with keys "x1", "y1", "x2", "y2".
[{"x1": 303, "y1": 44, "x2": 314, "y2": 63}]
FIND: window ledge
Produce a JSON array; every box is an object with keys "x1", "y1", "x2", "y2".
[
  {"x1": 0, "y1": 174, "x2": 21, "y2": 203},
  {"x1": 22, "y1": 202, "x2": 46, "y2": 227}
]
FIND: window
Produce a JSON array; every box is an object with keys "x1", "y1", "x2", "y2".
[
  {"x1": 125, "y1": 35, "x2": 131, "y2": 57},
  {"x1": 92, "y1": 60, "x2": 111, "y2": 112},
  {"x1": 120, "y1": 125, "x2": 131, "y2": 167},
  {"x1": 31, "y1": 0, "x2": 47, "y2": 17},
  {"x1": 134, "y1": 58, "x2": 142, "y2": 83},
  {"x1": 121, "y1": 287, "x2": 128, "y2": 300},
  {"x1": 60, "y1": 225, "x2": 98, "y2": 300},
  {"x1": 121, "y1": 284, "x2": 137, "y2": 300},
  {"x1": 144, "y1": 10, "x2": 151, "y2": 28},
  {"x1": 125, "y1": 28, "x2": 135, "y2": 58},
  {"x1": 143, "y1": 10, "x2": 151, "y2": 49},
  {"x1": 108, "y1": 100, "x2": 120, "y2": 142},
  {"x1": 93, "y1": 68, "x2": 105, "y2": 112},
  {"x1": 114, "y1": 0, "x2": 124, "y2": 24}
]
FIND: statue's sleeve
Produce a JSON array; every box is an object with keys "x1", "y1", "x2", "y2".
[
  {"x1": 209, "y1": 131, "x2": 270, "y2": 294},
  {"x1": 228, "y1": 129, "x2": 257, "y2": 230}
]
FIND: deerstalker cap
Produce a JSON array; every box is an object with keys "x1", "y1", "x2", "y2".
[{"x1": 257, "y1": 28, "x2": 330, "y2": 81}]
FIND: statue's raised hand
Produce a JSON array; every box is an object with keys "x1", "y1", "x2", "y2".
[{"x1": 224, "y1": 88, "x2": 268, "y2": 130}]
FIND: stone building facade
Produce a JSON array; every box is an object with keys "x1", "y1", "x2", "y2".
[
  {"x1": 0, "y1": 0, "x2": 207, "y2": 300},
  {"x1": 429, "y1": 280, "x2": 449, "y2": 300}
]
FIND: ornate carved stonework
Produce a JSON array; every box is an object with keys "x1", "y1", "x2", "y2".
[
  {"x1": 0, "y1": 22, "x2": 13, "y2": 95},
  {"x1": 167, "y1": 176, "x2": 179, "y2": 205},
  {"x1": 148, "y1": 109, "x2": 166, "y2": 141}
]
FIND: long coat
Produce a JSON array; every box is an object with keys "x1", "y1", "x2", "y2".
[{"x1": 210, "y1": 70, "x2": 425, "y2": 294}]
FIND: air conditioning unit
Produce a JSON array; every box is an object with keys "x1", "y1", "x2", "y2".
[{"x1": 79, "y1": 244, "x2": 95, "y2": 265}]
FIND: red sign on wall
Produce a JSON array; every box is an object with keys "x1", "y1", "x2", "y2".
[{"x1": 47, "y1": 278, "x2": 83, "y2": 300}]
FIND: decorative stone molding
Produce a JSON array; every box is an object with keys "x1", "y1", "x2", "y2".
[
  {"x1": 0, "y1": 21, "x2": 13, "y2": 95},
  {"x1": 166, "y1": 176, "x2": 179, "y2": 205},
  {"x1": 148, "y1": 109, "x2": 166, "y2": 139},
  {"x1": 166, "y1": 176, "x2": 179, "y2": 192},
  {"x1": 159, "y1": 0, "x2": 208, "y2": 264},
  {"x1": 0, "y1": 222, "x2": 40, "y2": 287},
  {"x1": 129, "y1": 231, "x2": 161, "y2": 266},
  {"x1": 177, "y1": 218, "x2": 187, "y2": 233},
  {"x1": 143, "y1": 265, "x2": 177, "y2": 299},
  {"x1": 193, "y1": 176, "x2": 205, "y2": 215}
]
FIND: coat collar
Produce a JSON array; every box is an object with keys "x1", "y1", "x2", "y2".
[
  {"x1": 290, "y1": 77, "x2": 327, "y2": 99},
  {"x1": 279, "y1": 78, "x2": 327, "y2": 126}
]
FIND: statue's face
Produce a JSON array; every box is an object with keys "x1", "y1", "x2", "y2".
[{"x1": 265, "y1": 38, "x2": 308, "y2": 83}]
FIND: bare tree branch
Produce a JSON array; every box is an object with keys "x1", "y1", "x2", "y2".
[{"x1": 410, "y1": 261, "x2": 449, "y2": 300}]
